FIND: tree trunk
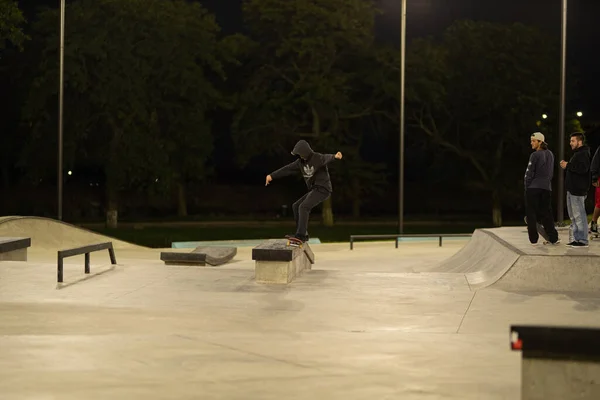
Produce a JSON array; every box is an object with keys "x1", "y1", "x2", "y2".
[
  {"x1": 351, "y1": 179, "x2": 361, "y2": 218},
  {"x1": 1, "y1": 165, "x2": 9, "y2": 190},
  {"x1": 105, "y1": 183, "x2": 118, "y2": 229},
  {"x1": 322, "y1": 196, "x2": 334, "y2": 227},
  {"x1": 352, "y1": 199, "x2": 361, "y2": 218},
  {"x1": 492, "y1": 189, "x2": 502, "y2": 227},
  {"x1": 104, "y1": 119, "x2": 123, "y2": 229},
  {"x1": 176, "y1": 181, "x2": 188, "y2": 217}
]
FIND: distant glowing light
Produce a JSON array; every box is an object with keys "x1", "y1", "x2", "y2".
[
  {"x1": 67, "y1": 170, "x2": 72, "y2": 175},
  {"x1": 542, "y1": 114, "x2": 548, "y2": 119},
  {"x1": 576, "y1": 111, "x2": 583, "y2": 117}
]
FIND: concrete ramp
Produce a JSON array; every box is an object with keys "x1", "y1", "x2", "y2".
[
  {"x1": 433, "y1": 227, "x2": 600, "y2": 293},
  {"x1": 0, "y1": 216, "x2": 144, "y2": 251},
  {"x1": 432, "y1": 229, "x2": 523, "y2": 290}
]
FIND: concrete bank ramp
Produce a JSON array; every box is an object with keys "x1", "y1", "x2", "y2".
[
  {"x1": 0, "y1": 216, "x2": 144, "y2": 251},
  {"x1": 432, "y1": 228, "x2": 600, "y2": 293}
]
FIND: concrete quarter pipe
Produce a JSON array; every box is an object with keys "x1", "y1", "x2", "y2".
[{"x1": 432, "y1": 228, "x2": 600, "y2": 293}]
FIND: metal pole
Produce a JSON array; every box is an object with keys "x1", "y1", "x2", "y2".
[
  {"x1": 398, "y1": 0, "x2": 406, "y2": 234},
  {"x1": 58, "y1": 0, "x2": 65, "y2": 221},
  {"x1": 557, "y1": 0, "x2": 567, "y2": 225}
]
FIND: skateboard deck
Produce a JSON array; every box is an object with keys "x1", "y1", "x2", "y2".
[
  {"x1": 524, "y1": 216, "x2": 551, "y2": 243},
  {"x1": 284, "y1": 235, "x2": 304, "y2": 248}
]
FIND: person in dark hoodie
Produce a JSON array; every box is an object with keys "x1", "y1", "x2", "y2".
[
  {"x1": 524, "y1": 132, "x2": 560, "y2": 245},
  {"x1": 265, "y1": 140, "x2": 342, "y2": 242},
  {"x1": 560, "y1": 132, "x2": 591, "y2": 247}
]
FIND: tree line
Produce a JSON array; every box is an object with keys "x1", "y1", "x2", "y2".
[{"x1": 0, "y1": 0, "x2": 572, "y2": 226}]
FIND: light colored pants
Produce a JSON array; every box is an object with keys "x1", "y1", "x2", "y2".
[{"x1": 567, "y1": 191, "x2": 588, "y2": 244}]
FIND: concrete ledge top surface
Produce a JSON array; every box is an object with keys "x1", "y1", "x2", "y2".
[
  {"x1": 252, "y1": 239, "x2": 310, "y2": 262},
  {"x1": 160, "y1": 251, "x2": 207, "y2": 261},
  {"x1": 0, "y1": 237, "x2": 31, "y2": 252},
  {"x1": 483, "y1": 227, "x2": 600, "y2": 257}
]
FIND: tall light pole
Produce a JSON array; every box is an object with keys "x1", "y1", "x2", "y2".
[
  {"x1": 58, "y1": 0, "x2": 65, "y2": 220},
  {"x1": 557, "y1": 0, "x2": 567, "y2": 225},
  {"x1": 398, "y1": 0, "x2": 406, "y2": 234}
]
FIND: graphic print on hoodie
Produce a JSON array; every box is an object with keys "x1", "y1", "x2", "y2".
[{"x1": 269, "y1": 140, "x2": 336, "y2": 192}]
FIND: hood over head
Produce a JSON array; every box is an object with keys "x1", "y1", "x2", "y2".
[{"x1": 291, "y1": 140, "x2": 313, "y2": 159}]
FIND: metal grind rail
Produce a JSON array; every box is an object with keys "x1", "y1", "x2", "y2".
[{"x1": 349, "y1": 233, "x2": 472, "y2": 250}]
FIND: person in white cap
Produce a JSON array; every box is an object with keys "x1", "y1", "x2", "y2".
[{"x1": 524, "y1": 132, "x2": 560, "y2": 245}]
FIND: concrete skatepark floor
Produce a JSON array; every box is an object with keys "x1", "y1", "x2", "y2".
[{"x1": 1, "y1": 217, "x2": 600, "y2": 399}]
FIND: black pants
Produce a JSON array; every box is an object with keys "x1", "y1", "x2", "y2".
[
  {"x1": 525, "y1": 188, "x2": 559, "y2": 243},
  {"x1": 292, "y1": 187, "x2": 331, "y2": 238}
]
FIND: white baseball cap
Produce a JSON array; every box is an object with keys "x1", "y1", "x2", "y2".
[{"x1": 531, "y1": 132, "x2": 546, "y2": 143}]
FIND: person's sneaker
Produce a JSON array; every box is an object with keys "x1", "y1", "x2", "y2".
[
  {"x1": 544, "y1": 239, "x2": 561, "y2": 245},
  {"x1": 294, "y1": 234, "x2": 309, "y2": 243},
  {"x1": 530, "y1": 241, "x2": 539, "y2": 246},
  {"x1": 568, "y1": 241, "x2": 589, "y2": 248}
]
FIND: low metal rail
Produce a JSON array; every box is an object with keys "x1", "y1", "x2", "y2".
[
  {"x1": 349, "y1": 233, "x2": 472, "y2": 250},
  {"x1": 57, "y1": 242, "x2": 117, "y2": 283}
]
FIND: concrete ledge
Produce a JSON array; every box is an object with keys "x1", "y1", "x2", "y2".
[
  {"x1": 161, "y1": 246, "x2": 237, "y2": 267},
  {"x1": 161, "y1": 249, "x2": 206, "y2": 266},
  {"x1": 0, "y1": 237, "x2": 31, "y2": 262},
  {"x1": 511, "y1": 325, "x2": 600, "y2": 399},
  {"x1": 252, "y1": 239, "x2": 314, "y2": 284}
]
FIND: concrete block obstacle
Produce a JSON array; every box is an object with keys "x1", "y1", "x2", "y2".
[
  {"x1": 251, "y1": 239, "x2": 315, "y2": 284},
  {"x1": 510, "y1": 325, "x2": 600, "y2": 399},
  {"x1": 161, "y1": 246, "x2": 237, "y2": 266},
  {"x1": 0, "y1": 237, "x2": 31, "y2": 261}
]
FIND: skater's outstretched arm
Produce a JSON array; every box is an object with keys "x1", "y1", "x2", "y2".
[
  {"x1": 266, "y1": 159, "x2": 301, "y2": 186},
  {"x1": 316, "y1": 151, "x2": 343, "y2": 166}
]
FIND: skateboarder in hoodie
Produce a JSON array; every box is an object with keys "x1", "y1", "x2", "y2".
[{"x1": 265, "y1": 140, "x2": 342, "y2": 242}]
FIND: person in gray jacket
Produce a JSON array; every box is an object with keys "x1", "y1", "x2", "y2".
[{"x1": 524, "y1": 132, "x2": 560, "y2": 245}]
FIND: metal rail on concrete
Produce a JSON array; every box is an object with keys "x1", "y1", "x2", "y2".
[
  {"x1": 57, "y1": 242, "x2": 117, "y2": 283},
  {"x1": 349, "y1": 234, "x2": 472, "y2": 250}
]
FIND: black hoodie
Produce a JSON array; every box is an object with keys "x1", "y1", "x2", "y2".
[
  {"x1": 269, "y1": 140, "x2": 336, "y2": 192},
  {"x1": 565, "y1": 145, "x2": 591, "y2": 196}
]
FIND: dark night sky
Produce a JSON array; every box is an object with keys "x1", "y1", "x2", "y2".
[{"x1": 22, "y1": 0, "x2": 600, "y2": 119}]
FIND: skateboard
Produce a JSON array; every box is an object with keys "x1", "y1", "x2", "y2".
[
  {"x1": 524, "y1": 216, "x2": 551, "y2": 243},
  {"x1": 285, "y1": 235, "x2": 304, "y2": 248}
]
